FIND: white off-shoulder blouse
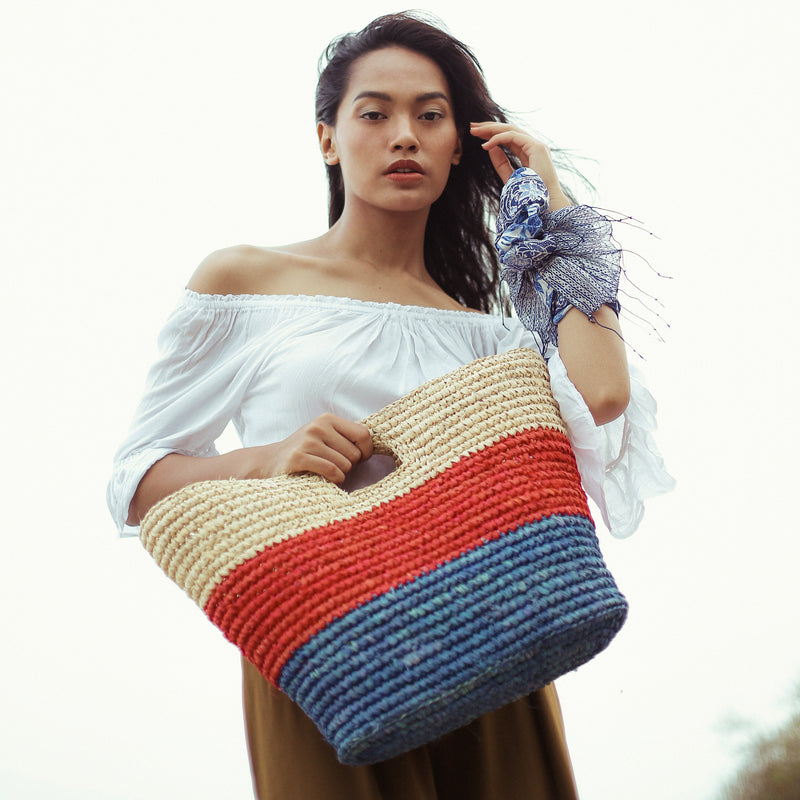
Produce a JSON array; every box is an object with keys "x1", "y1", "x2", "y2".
[{"x1": 107, "y1": 290, "x2": 673, "y2": 538}]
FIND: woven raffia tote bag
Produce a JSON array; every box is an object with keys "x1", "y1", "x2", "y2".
[{"x1": 140, "y1": 347, "x2": 628, "y2": 765}]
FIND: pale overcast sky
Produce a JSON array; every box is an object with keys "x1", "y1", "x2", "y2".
[{"x1": 2, "y1": 1, "x2": 798, "y2": 798}]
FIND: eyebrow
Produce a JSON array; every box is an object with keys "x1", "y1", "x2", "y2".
[{"x1": 352, "y1": 91, "x2": 451, "y2": 105}]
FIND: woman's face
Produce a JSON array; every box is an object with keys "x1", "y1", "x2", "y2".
[{"x1": 318, "y1": 46, "x2": 462, "y2": 216}]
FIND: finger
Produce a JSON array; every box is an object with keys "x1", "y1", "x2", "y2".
[
  {"x1": 287, "y1": 433, "x2": 352, "y2": 474},
  {"x1": 322, "y1": 429, "x2": 368, "y2": 467},
  {"x1": 479, "y1": 130, "x2": 533, "y2": 159},
  {"x1": 470, "y1": 121, "x2": 516, "y2": 183},
  {"x1": 329, "y1": 418, "x2": 374, "y2": 461},
  {"x1": 470, "y1": 122, "x2": 536, "y2": 150},
  {"x1": 292, "y1": 453, "x2": 348, "y2": 484},
  {"x1": 468, "y1": 121, "x2": 495, "y2": 140},
  {"x1": 486, "y1": 145, "x2": 514, "y2": 184},
  {"x1": 305, "y1": 415, "x2": 367, "y2": 462},
  {"x1": 481, "y1": 131, "x2": 559, "y2": 188},
  {"x1": 472, "y1": 121, "x2": 539, "y2": 138},
  {"x1": 469, "y1": 120, "x2": 517, "y2": 137}
]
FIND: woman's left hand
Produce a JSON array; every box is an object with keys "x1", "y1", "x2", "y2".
[{"x1": 470, "y1": 121, "x2": 571, "y2": 209}]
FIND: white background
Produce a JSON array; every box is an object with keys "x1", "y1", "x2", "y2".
[{"x1": 2, "y1": 1, "x2": 798, "y2": 798}]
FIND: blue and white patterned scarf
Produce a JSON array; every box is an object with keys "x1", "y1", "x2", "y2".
[{"x1": 495, "y1": 167, "x2": 622, "y2": 349}]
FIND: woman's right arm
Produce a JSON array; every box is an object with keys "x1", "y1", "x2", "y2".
[
  {"x1": 127, "y1": 414, "x2": 374, "y2": 525},
  {"x1": 113, "y1": 248, "x2": 374, "y2": 531}
]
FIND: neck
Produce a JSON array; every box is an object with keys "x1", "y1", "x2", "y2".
[{"x1": 321, "y1": 199, "x2": 431, "y2": 278}]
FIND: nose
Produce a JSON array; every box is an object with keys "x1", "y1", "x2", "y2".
[{"x1": 390, "y1": 116, "x2": 419, "y2": 151}]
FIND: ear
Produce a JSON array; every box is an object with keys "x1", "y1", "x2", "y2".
[
  {"x1": 451, "y1": 133, "x2": 462, "y2": 166},
  {"x1": 318, "y1": 122, "x2": 339, "y2": 166}
]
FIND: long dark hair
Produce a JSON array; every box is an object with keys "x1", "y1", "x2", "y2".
[{"x1": 316, "y1": 12, "x2": 515, "y2": 313}]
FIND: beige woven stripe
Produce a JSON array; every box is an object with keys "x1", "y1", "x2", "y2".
[{"x1": 140, "y1": 348, "x2": 567, "y2": 609}]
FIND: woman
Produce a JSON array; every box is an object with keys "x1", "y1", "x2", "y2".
[{"x1": 109, "y1": 12, "x2": 666, "y2": 799}]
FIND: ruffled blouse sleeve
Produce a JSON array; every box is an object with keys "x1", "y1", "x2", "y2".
[
  {"x1": 106, "y1": 293, "x2": 265, "y2": 536},
  {"x1": 547, "y1": 350, "x2": 675, "y2": 538},
  {"x1": 479, "y1": 315, "x2": 673, "y2": 538}
]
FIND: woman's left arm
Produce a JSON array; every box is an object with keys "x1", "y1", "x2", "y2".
[
  {"x1": 555, "y1": 305, "x2": 629, "y2": 425},
  {"x1": 471, "y1": 121, "x2": 630, "y2": 425}
]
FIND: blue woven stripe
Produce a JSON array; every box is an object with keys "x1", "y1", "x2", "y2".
[{"x1": 279, "y1": 514, "x2": 627, "y2": 765}]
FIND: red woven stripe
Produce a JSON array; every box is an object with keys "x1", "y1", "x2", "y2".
[{"x1": 204, "y1": 427, "x2": 591, "y2": 683}]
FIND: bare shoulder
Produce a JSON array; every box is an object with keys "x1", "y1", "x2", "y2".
[{"x1": 187, "y1": 244, "x2": 297, "y2": 295}]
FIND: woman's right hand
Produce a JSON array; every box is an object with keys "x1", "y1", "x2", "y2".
[
  {"x1": 245, "y1": 413, "x2": 373, "y2": 484},
  {"x1": 128, "y1": 414, "x2": 373, "y2": 525}
]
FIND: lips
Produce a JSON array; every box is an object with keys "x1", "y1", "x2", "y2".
[{"x1": 384, "y1": 159, "x2": 424, "y2": 175}]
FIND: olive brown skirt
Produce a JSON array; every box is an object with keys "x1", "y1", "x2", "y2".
[{"x1": 242, "y1": 657, "x2": 579, "y2": 800}]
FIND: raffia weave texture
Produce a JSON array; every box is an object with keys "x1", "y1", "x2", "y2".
[{"x1": 140, "y1": 347, "x2": 627, "y2": 764}]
